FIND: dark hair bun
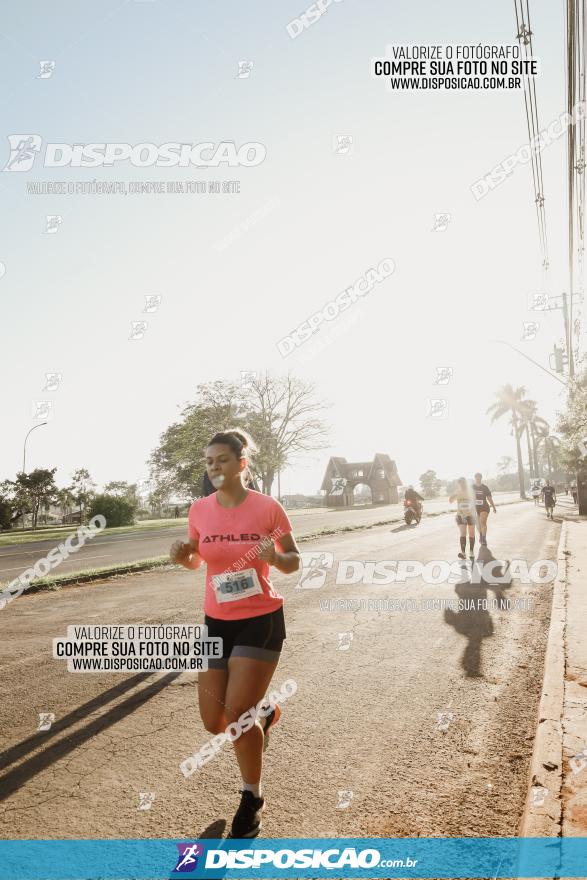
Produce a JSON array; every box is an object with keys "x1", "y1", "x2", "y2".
[
  {"x1": 206, "y1": 429, "x2": 257, "y2": 458},
  {"x1": 228, "y1": 430, "x2": 248, "y2": 448}
]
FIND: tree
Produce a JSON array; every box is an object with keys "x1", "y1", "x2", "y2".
[
  {"x1": 0, "y1": 497, "x2": 13, "y2": 530},
  {"x1": 70, "y1": 468, "x2": 97, "y2": 524},
  {"x1": 148, "y1": 480, "x2": 173, "y2": 517},
  {"x1": 487, "y1": 385, "x2": 528, "y2": 499},
  {"x1": 0, "y1": 481, "x2": 26, "y2": 528},
  {"x1": 2, "y1": 469, "x2": 58, "y2": 530},
  {"x1": 149, "y1": 375, "x2": 330, "y2": 498},
  {"x1": 540, "y1": 434, "x2": 561, "y2": 478},
  {"x1": 557, "y1": 368, "x2": 587, "y2": 472},
  {"x1": 55, "y1": 487, "x2": 76, "y2": 523},
  {"x1": 88, "y1": 494, "x2": 135, "y2": 528},
  {"x1": 104, "y1": 481, "x2": 140, "y2": 506},
  {"x1": 149, "y1": 380, "x2": 244, "y2": 501},
  {"x1": 419, "y1": 469, "x2": 442, "y2": 499},
  {"x1": 497, "y1": 455, "x2": 514, "y2": 476},
  {"x1": 240, "y1": 373, "x2": 330, "y2": 494},
  {"x1": 519, "y1": 399, "x2": 549, "y2": 480}
]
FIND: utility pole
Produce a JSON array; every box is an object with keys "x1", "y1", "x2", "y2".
[
  {"x1": 532, "y1": 292, "x2": 582, "y2": 378},
  {"x1": 561, "y1": 291, "x2": 575, "y2": 378}
]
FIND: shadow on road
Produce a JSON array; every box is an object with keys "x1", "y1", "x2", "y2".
[
  {"x1": 443, "y1": 580, "x2": 494, "y2": 679},
  {"x1": 197, "y1": 819, "x2": 227, "y2": 839},
  {"x1": 389, "y1": 523, "x2": 419, "y2": 534},
  {"x1": 443, "y1": 548, "x2": 513, "y2": 678},
  {"x1": 0, "y1": 672, "x2": 179, "y2": 799},
  {"x1": 476, "y1": 545, "x2": 513, "y2": 602}
]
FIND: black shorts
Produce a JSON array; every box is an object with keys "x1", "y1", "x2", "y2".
[
  {"x1": 476, "y1": 505, "x2": 490, "y2": 514},
  {"x1": 204, "y1": 606, "x2": 286, "y2": 669},
  {"x1": 455, "y1": 514, "x2": 475, "y2": 526}
]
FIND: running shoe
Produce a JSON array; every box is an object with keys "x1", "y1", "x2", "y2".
[
  {"x1": 458, "y1": 552, "x2": 466, "y2": 560},
  {"x1": 261, "y1": 702, "x2": 281, "y2": 752},
  {"x1": 227, "y1": 790, "x2": 265, "y2": 839},
  {"x1": 469, "y1": 555, "x2": 475, "y2": 563}
]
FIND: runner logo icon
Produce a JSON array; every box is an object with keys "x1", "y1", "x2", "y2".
[
  {"x1": 296, "y1": 552, "x2": 334, "y2": 589},
  {"x1": 4, "y1": 135, "x2": 42, "y2": 171},
  {"x1": 173, "y1": 843, "x2": 204, "y2": 873}
]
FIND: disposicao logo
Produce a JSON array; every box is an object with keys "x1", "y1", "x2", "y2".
[
  {"x1": 3, "y1": 135, "x2": 266, "y2": 170},
  {"x1": 172, "y1": 843, "x2": 204, "y2": 873}
]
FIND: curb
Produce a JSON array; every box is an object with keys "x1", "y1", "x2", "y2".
[
  {"x1": 16, "y1": 558, "x2": 173, "y2": 595},
  {"x1": 519, "y1": 519, "x2": 568, "y2": 837}
]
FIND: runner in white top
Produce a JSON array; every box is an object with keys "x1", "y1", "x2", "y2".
[{"x1": 449, "y1": 477, "x2": 477, "y2": 562}]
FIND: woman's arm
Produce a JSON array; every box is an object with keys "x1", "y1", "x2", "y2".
[{"x1": 258, "y1": 532, "x2": 300, "y2": 574}]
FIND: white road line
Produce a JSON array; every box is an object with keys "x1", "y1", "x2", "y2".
[
  {"x1": 0, "y1": 554, "x2": 112, "y2": 575},
  {"x1": 0, "y1": 530, "x2": 182, "y2": 558}
]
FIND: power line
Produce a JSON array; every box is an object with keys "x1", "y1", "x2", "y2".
[
  {"x1": 564, "y1": 0, "x2": 586, "y2": 375},
  {"x1": 514, "y1": 0, "x2": 550, "y2": 282}
]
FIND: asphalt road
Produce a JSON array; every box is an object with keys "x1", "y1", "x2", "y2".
[
  {"x1": 0, "y1": 493, "x2": 520, "y2": 585},
  {"x1": 0, "y1": 499, "x2": 561, "y2": 841}
]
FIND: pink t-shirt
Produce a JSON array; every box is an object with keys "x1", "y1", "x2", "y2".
[{"x1": 187, "y1": 489, "x2": 293, "y2": 621}]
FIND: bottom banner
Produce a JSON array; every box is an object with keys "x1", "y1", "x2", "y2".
[{"x1": 0, "y1": 837, "x2": 586, "y2": 879}]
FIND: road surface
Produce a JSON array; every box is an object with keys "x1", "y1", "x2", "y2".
[
  {"x1": 0, "y1": 499, "x2": 560, "y2": 841},
  {"x1": 0, "y1": 493, "x2": 520, "y2": 585}
]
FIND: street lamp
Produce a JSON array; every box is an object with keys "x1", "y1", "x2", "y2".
[{"x1": 22, "y1": 422, "x2": 47, "y2": 474}]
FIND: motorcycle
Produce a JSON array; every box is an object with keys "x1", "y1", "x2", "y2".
[{"x1": 404, "y1": 498, "x2": 422, "y2": 525}]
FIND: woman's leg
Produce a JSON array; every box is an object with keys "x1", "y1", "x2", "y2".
[
  {"x1": 467, "y1": 522, "x2": 476, "y2": 556},
  {"x1": 458, "y1": 523, "x2": 467, "y2": 556},
  {"x1": 198, "y1": 668, "x2": 229, "y2": 734},
  {"x1": 224, "y1": 656, "x2": 279, "y2": 785},
  {"x1": 478, "y1": 510, "x2": 489, "y2": 544}
]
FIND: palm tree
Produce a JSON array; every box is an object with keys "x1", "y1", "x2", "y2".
[
  {"x1": 487, "y1": 385, "x2": 528, "y2": 498},
  {"x1": 520, "y1": 407, "x2": 535, "y2": 480},
  {"x1": 541, "y1": 435, "x2": 561, "y2": 478},
  {"x1": 520, "y1": 400, "x2": 550, "y2": 480},
  {"x1": 497, "y1": 455, "x2": 514, "y2": 475}
]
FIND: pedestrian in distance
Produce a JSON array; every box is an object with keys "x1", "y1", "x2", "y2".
[
  {"x1": 530, "y1": 482, "x2": 541, "y2": 506},
  {"x1": 472, "y1": 472, "x2": 497, "y2": 546},
  {"x1": 541, "y1": 480, "x2": 557, "y2": 519}
]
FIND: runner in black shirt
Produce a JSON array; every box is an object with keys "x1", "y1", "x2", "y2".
[
  {"x1": 472, "y1": 472, "x2": 497, "y2": 547},
  {"x1": 541, "y1": 480, "x2": 557, "y2": 519}
]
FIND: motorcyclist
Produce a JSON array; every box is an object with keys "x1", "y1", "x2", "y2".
[{"x1": 404, "y1": 485, "x2": 424, "y2": 517}]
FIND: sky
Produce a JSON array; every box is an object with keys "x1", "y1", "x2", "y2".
[{"x1": 0, "y1": 0, "x2": 582, "y2": 498}]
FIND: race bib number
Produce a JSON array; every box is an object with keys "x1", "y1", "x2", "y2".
[
  {"x1": 212, "y1": 568, "x2": 263, "y2": 604},
  {"x1": 475, "y1": 498, "x2": 484, "y2": 506},
  {"x1": 457, "y1": 500, "x2": 473, "y2": 513}
]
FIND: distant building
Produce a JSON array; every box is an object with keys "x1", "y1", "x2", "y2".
[
  {"x1": 321, "y1": 454, "x2": 402, "y2": 507},
  {"x1": 281, "y1": 493, "x2": 324, "y2": 509}
]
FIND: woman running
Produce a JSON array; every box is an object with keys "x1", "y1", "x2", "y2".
[
  {"x1": 449, "y1": 477, "x2": 477, "y2": 562},
  {"x1": 170, "y1": 429, "x2": 300, "y2": 838},
  {"x1": 472, "y1": 472, "x2": 497, "y2": 547}
]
